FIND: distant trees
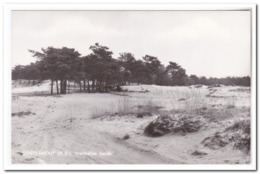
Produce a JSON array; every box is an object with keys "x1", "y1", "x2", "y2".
[
  {"x1": 29, "y1": 47, "x2": 81, "y2": 94},
  {"x1": 12, "y1": 65, "x2": 26, "y2": 82},
  {"x1": 86, "y1": 43, "x2": 122, "y2": 92},
  {"x1": 118, "y1": 52, "x2": 136, "y2": 84},
  {"x1": 187, "y1": 75, "x2": 200, "y2": 85},
  {"x1": 142, "y1": 55, "x2": 161, "y2": 84},
  {"x1": 12, "y1": 43, "x2": 251, "y2": 95},
  {"x1": 154, "y1": 65, "x2": 171, "y2": 86},
  {"x1": 12, "y1": 63, "x2": 42, "y2": 84},
  {"x1": 166, "y1": 62, "x2": 187, "y2": 86},
  {"x1": 186, "y1": 75, "x2": 250, "y2": 86}
]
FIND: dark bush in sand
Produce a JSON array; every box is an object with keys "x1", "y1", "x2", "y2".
[
  {"x1": 136, "y1": 112, "x2": 152, "y2": 118},
  {"x1": 144, "y1": 114, "x2": 205, "y2": 137},
  {"x1": 122, "y1": 134, "x2": 130, "y2": 140},
  {"x1": 12, "y1": 111, "x2": 35, "y2": 117},
  {"x1": 194, "y1": 84, "x2": 203, "y2": 88},
  {"x1": 191, "y1": 150, "x2": 207, "y2": 156},
  {"x1": 207, "y1": 84, "x2": 221, "y2": 88},
  {"x1": 202, "y1": 119, "x2": 250, "y2": 153}
]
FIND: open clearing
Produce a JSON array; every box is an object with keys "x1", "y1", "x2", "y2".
[{"x1": 12, "y1": 80, "x2": 251, "y2": 164}]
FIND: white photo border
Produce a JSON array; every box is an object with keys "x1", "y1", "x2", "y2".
[{"x1": 3, "y1": 3, "x2": 257, "y2": 171}]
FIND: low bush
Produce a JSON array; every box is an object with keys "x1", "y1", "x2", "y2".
[
  {"x1": 122, "y1": 134, "x2": 130, "y2": 140},
  {"x1": 226, "y1": 105, "x2": 236, "y2": 109},
  {"x1": 136, "y1": 112, "x2": 152, "y2": 118},
  {"x1": 194, "y1": 84, "x2": 203, "y2": 88},
  {"x1": 144, "y1": 114, "x2": 205, "y2": 137},
  {"x1": 191, "y1": 150, "x2": 207, "y2": 156},
  {"x1": 12, "y1": 111, "x2": 35, "y2": 117},
  {"x1": 202, "y1": 119, "x2": 250, "y2": 153}
]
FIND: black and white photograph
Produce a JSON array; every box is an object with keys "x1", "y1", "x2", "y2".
[{"x1": 4, "y1": 3, "x2": 256, "y2": 170}]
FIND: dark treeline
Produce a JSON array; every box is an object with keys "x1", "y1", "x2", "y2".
[{"x1": 12, "y1": 43, "x2": 251, "y2": 95}]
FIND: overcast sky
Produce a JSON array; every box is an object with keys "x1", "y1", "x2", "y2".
[{"x1": 12, "y1": 10, "x2": 251, "y2": 78}]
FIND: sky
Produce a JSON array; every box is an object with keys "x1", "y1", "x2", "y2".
[{"x1": 12, "y1": 10, "x2": 251, "y2": 78}]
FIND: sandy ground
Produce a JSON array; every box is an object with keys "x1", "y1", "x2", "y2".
[{"x1": 11, "y1": 80, "x2": 251, "y2": 164}]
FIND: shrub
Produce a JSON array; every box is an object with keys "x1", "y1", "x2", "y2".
[
  {"x1": 122, "y1": 134, "x2": 130, "y2": 140},
  {"x1": 194, "y1": 84, "x2": 203, "y2": 88},
  {"x1": 225, "y1": 119, "x2": 250, "y2": 134},
  {"x1": 144, "y1": 114, "x2": 205, "y2": 137},
  {"x1": 226, "y1": 105, "x2": 236, "y2": 109},
  {"x1": 12, "y1": 111, "x2": 35, "y2": 117},
  {"x1": 136, "y1": 112, "x2": 152, "y2": 118},
  {"x1": 202, "y1": 119, "x2": 250, "y2": 153},
  {"x1": 191, "y1": 150, "x2": 207, "y2": 156}
]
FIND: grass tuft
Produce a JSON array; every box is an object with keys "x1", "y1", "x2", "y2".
[{"x1": 91, "y1": 97, "x2": 163, "y2": 119}]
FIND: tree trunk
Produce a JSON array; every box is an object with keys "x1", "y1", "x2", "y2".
[
  {"x1": 96, "y1": 81, "x2": 99, "y2": 92},
  {"x1": 105, "y1": 81, "x2": 108, "y2": 93},
  {"x1": 60, "y1": 80, "x2": 67, "y2": 94},
  {"x1": 97, "y1": 81, "x2": 100, "y2": 92},
  {"x1": 56, "y1": 80, "x2": 59, "y2": 94},
  {"x1": 67, "y1": 81, "x2": 70, "y2": 94},
  {"x1": 87, "y1": 79, "x2": 90, "y2": 93},
  {"x1": 79, "y1": 81, "x2": 82, "y2": 92},
  {"x1": 51, "y1": 79, "x2": 53, "y2": 95},
  {"x1": 64, "y1": 80, "x2": 67, "y2": 94},
  {"x1": 83, "y1": 79, "x2": 86, "y2": 91},
  {"x1": 60, "y1": 80, "x2": 63, "y2": 94},
  {"x1": 99, "y1": 81, "x2": 103, "y2": 92},
  {"x1": 92, "y1": 79, "x2": 95, "y2": 92}
]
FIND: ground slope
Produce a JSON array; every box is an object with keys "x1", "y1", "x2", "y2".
[{"x1": 11, "y1": 80, "x2": 251, "y2": 164}]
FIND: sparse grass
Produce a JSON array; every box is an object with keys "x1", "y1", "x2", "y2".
[
  {"x1": 229, "y1": 88, "x2": 250, "y2": 93},
  {"x1": 90, "y1": 96, "x2": 133, "y2": 119},
  {"x1": 135, "y1": 99, "x2": 163, "y2": 115},
  {"x1": 91, "y1": 106, "x2": 116, "y2": 119},
  {"x1": 193, "y1": 107, "x2": 235, "y2": 122},
  {"x1": 91, "y1": 96, "x2": 163, "y2": 119},
  {"x1": 91, "y1": 86, "x2": 250, "y2": 126},
  {"x1": 224, "y1": 96, "x2": 237, "y2": 108},
  {"x1": 116, "y1": 96, "x2": 133, "y2": 115},
  {"x1": 166, "y1": 87, "x2": 207, "y2": 110}
]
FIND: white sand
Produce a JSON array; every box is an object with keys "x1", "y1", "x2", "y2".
[{"x1": 11, "y1": 80, "x2": 250, "y2": 164}]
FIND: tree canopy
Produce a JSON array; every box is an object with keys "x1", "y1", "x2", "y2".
[{"x1": 12, "y1": 43, "x2": 251, "y2": 95}]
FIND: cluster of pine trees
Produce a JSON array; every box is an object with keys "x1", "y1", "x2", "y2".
[{"x1": 12, "y1": 43, "x2": 250, "y2": 95}]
